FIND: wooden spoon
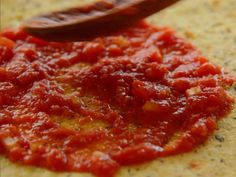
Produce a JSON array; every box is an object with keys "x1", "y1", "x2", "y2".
[{"x1": 24, "y1": 0, "x2": 180, "y2": 41}]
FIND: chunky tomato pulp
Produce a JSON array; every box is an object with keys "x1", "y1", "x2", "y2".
[{"x1": 0, "y1": 22, "x2": 235, "y2": 177}]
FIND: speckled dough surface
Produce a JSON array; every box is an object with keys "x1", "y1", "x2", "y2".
[{"x1": 1, "y1": 0, "x2": 236, "y2": 177}]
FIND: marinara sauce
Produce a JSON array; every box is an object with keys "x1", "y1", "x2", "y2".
[{"x1": 0, "y1": 22, "x2": 235, "y2": 177}]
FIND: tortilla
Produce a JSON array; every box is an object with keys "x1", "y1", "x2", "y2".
[{"x1": 1, "y1": 0, "x2": 236, "y2": 177}]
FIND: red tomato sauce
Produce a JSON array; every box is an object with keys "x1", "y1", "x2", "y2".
[{"x1": 0, "y1": 22, "x2": 235, "y2": 177}]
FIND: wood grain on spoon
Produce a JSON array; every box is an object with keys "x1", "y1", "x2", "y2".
[{"x1": 24, "y1": 0, "x2": 180, "y2": 41}]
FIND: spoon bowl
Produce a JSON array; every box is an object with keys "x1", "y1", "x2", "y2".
[{"x1": 24, "y1": 0, "x2": 180, "y2": 41}]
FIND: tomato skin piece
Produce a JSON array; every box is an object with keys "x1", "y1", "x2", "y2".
[
  {"x1": 112, "y1": 143, "x2": 163, "y2": 165},
  {"x1": 0, "y1": 37, "x2": 15, "y2": 63},
  {"x1": 1, "y1": 28, "x2": 27, "y2": 41},
  {"x1": 196, "y1": 63, "x2": 221, "y2": 76},
  {"x1": 171, "y1": 78, "x2": 192, "y2": 92},
  {"x1": 0, "y1": 37, "x2": 15, "y2": 49}
]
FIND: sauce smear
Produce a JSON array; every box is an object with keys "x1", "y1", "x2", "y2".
[{"x1": 0, "y1": 22, "x2": 235, "y2": 177}]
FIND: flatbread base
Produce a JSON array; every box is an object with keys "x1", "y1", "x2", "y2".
[{"x1": 1, "y1": 0, "x2": 236, "y2": 177}]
